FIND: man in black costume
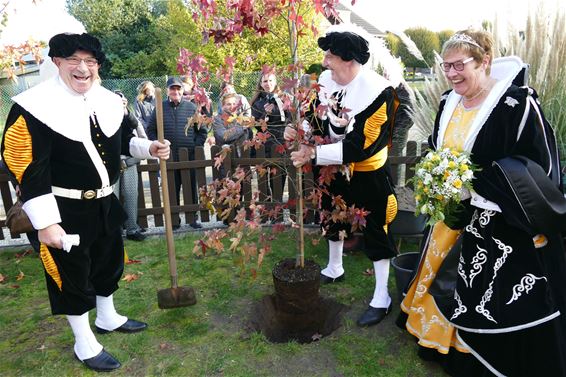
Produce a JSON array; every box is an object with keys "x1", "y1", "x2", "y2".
[
  {"x1": 288, "y1": 24, "x2": 400, "y2": 326},
  {"x1": 1, "y1": 33, "x2": 170, "y2": 372}
]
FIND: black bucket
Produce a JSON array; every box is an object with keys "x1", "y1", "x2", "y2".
[{"x1": 391, "y1": 252, "x2": 420, "y2": 302}]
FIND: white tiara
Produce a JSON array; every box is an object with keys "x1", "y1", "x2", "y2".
[{"x1": 447, "y1": 33, "x2": 483, "y2": 50}]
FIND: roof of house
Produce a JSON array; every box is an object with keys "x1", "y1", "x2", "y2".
[{"x1": 335, "y1": 3, "x2": 384, "y2": 36}]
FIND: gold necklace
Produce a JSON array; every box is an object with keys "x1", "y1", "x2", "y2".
[{"x1": 463, "y1": 86, "x2": 486, "y2": 102}]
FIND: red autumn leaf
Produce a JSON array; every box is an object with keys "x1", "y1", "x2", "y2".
[
  {"x1": 15, "y1": 249, "x2": 33, "y2": 259},
  {"x1": 261, "y1": 64, "x2": 276, "y2": 76},
  {"x1": 0, "y1": 273, "x2": 6, "y2": 283},
  {"x1": 275, "y1": 144, "x2": 286, "y2": 154},
  {"x1": 126, "y1": 259, "x2": 142, "y2": 265},
  {"x1": 331, "y1": 195, "x2": 347, "y2": 211},
  {"x1": 318, "y1": 166, "x2": 339, "y2": 186},
  {"x1": 272, "y1": 223, "x2": 286, "y2": 233},
  {"x1": 122, "y1": 273, "x2": 141, "y2": 282},
  {"x1": 10, "y1": 285, "x2": 20, "y2": 289}
]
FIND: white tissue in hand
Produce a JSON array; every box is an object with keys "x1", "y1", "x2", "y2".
[{"x1": 61, "y1": 234, "x2": 80, "y2": 252}]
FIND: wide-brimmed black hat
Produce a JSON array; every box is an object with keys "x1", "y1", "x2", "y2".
[
  {"x1": 318, "y1": 31, "x2": 370, "y2": 65},
  {"x1": 48, "y1": 33, "x2": 105, "y2": 65}
]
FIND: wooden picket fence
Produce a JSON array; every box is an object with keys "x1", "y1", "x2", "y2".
[{"x1": 0, "y1": 141, "x2": 425, "y2": 242}]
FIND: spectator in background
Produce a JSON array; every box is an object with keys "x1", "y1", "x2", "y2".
[
  {"x1": 181, "y1": 74, "x2": 211, "y2": 148},
  {"x1": 113, "y1": 90, "x2": 147, "y2": 241},
  {"x1": 250, "y1": 71, "x2": 290, "y2": 199},
  {"x1": 133, "y1": 81, "x2": 155, "y2": 131},
  {"x1": 147, "y1": 77, "x2": 202, "y2": 229},
  {"x1": 217, "y1": 81, "x2": 251, "y2": 117},
  {"x1": 213, "y1": 93, "x2": 252, "y2": 158}
]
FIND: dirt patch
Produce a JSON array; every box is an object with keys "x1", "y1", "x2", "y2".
[{"x1": 248, "y1": 293, "x2": 346, "y2": 344}]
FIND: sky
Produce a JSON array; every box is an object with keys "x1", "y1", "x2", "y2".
[
  {"x1": 0, "y1": 0, "x2": 81, "y2": 46},
  {"x1": 1, "y1": 0, "x2": 565, "y2": 46},
  {"x1": 341, "y1": 0, "x2": 564, "y2": 33}
]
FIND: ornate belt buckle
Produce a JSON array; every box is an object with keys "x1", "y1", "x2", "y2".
[{"x1": 83, "y1": 190, "x2": 96, "y2": 200}]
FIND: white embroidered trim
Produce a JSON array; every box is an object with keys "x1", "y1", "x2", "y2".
[
  {"x1": 478, "y1": 209, "x2": 496, "y2": 227},
  {"x1": 506, "y1": 273, "x2": 547, "y2": 305},
  {"x1": 451, "y1": 289, "x2": 468, "y2": 320},
  {"x1": 452, "y1": 311, "x2": 561, "y2": 334},
  {"x1": 469, "y1": 245, "x2": 488, "y2": 287},
  {"x1": 456, "y1": 332, "x2": 506, "y2": 377},
  {"x1": 458, "y1": 253, "x2": 468, "y2": 288},
  {"x1": 474, "y1": 236, "x2": 513, "y2": 323},
  {"x1": 504, "y1": 96, "x2": 519, "y2": 107},
  {"x1": 465, "y1": 211, "x2": 483, "y2": 240}
]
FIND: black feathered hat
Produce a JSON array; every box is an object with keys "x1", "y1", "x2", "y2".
[
  {"x1": 48, "y1": 33, "x2": 105, "y2": 65},
  {"x1": 318, "y1": 31, "x2": 370, "y2": 65}
]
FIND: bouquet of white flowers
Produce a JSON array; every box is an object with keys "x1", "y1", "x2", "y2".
[{"x1": 411, "y1": 148, "x2": 477, "y2": 226}]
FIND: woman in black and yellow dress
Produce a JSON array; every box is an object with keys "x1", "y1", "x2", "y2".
[{"x1": 398, "y1": 29, "x2": 566, "y2": 376}]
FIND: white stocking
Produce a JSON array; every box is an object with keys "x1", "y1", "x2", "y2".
[
  {"x1": 94, "y1": 294, "x2": 127, "y2": 331},
  {"x1": 369, "y1": 259, "x2": 391, "y2": 308},
  {"x1": 321, "y1": 240, "x2": 344, "y2": 278},
  {"x1": 67, "y1": 312, "x2": 103, "y2": 360}
]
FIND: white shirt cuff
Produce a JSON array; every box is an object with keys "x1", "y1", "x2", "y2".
[
  {"x1": 316, "y1": 142, "x2": 343, "y2": 166},
  {"x1": 129, "y1": 137, "x2": 153, "y2": 159},
  {"x1": 22, "y1": 193, "x2": 62, "y2": 230}
]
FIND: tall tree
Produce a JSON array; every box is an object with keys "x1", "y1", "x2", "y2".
[
  {"x1": 437, "y1": 30, "x2": 454, "y2": 52},
  {"x1": 66, "y1": 0, "x2": 171, "y2": 77},
  {"x1": 397, "y1": 27, "x2": 439, "y2": 70},
  {"x1": 66, "y1": 0, "x2": 321, "y2": 78}
]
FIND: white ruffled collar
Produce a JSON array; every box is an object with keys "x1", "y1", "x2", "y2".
[
  {"x1": 437, "y1": 56, "x2": 524, "y2": 152},
  {"x1": 318, "y1": 68, "x2": 391, "y2": 120},
  {"x1": 12, "y1": 76, "x2": 124, "y2": 142}
]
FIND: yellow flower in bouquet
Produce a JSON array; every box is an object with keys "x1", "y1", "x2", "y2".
[{"x1": 410, "y1": 148, "x2": 478, "y2": 225}]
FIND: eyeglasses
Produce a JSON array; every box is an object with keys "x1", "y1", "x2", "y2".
[
  {"x1": 63, "y1": 56, "x2": 99, "y2": 67},
  {"x1": 440, "y1": 57, "x2": 474, "y2": 72}
]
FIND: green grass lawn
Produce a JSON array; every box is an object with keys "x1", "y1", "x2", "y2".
[{"x1": 0, "y1": 230, "x2": 446, "y2": 377}]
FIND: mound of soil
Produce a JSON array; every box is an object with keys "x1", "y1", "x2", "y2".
[{"x1": 249, "y1": 258, "x2": 346, "y2": 344}]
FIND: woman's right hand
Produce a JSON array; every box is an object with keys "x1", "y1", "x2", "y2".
[{"x1": 38, "y1": 223, "x2": 67, "y2": 249}]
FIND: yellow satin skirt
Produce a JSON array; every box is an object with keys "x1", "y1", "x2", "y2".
[{"x1": 400, "y1": 222, "x2": 469, "y2": 354}]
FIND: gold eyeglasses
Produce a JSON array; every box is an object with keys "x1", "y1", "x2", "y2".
[
  {"x1": 440, "y1": 57, "x2": 474, "y2": 72},
  {"x1": 63, "y1": 56, "x2": 99, "y2": 67}
]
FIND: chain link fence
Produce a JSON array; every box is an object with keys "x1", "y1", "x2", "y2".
[{"x1": 0, "y1": 71, "x2": 262, "y2": 134}]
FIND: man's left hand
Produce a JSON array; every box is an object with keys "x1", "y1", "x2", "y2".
[
  {"x1": 150, "y1": 139, "x2": 171, "y2": 159},
  {"x1": 290, "y1": 144, "x2": 315, "y2": 168}
]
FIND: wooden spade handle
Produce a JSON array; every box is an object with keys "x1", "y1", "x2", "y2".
[{"x1": 155, "y1": 87, "x2": 179, "y2": 288}]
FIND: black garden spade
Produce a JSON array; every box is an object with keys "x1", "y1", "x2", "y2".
[{"x1": 154, "y1": 88, "x2": 197, "y2": 309}]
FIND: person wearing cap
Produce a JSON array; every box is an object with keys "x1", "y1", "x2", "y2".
[
  {"x1": 146, "y1": 76, "x2": 203, "y2": 229},
  {"x1": 287, "y1": 24, "x2": 399, "y2": 327},
  {"x1": 1, "y1": 32, "x2": 170, "y2": 372}
]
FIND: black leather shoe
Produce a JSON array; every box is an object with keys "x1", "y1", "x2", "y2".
[
  {"x1": 126, "y1": 231, "x2": 146, "y2": 242},
  {"x1": 356, "y1": 303, "x2": 392, "y2": 327},
  {"x1": 189, "y1": 222, "x2": 203, "y2": 229},
  {"x1": 96, "y1": 319, "x2": 148, "y2": 334},
  {"x1": 76, "y1": 349, "x2": 121, "y2": 372},
  {"x1": 320, "y1": 273, "x2": 345, "y2": 285}
]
